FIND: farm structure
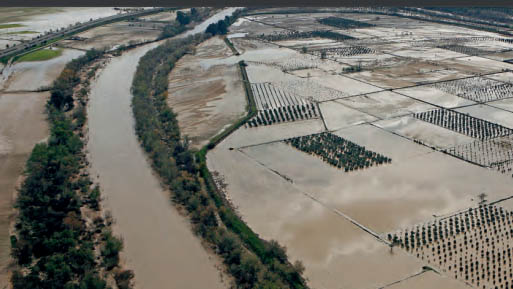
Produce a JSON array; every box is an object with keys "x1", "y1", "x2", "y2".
[
  {"x1": 284, "y1": 132, "x2": 391, "y2": 172},
  {"x1": 247, "y1": 82, "x2": 319, "y2": 127},
  {"x1": 414, "y1": 108, "x2": 513, "y2": 141},
  {"x1": 389, "y1": 204, "x2": 513, "y2": 289},
  {"x1": 430, "y1": 77, "x2": 513, "y2": 103}
]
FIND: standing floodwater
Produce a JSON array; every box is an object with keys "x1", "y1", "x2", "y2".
[{"x1": 87, "y1": 9, "x2": 239, "y2": 289}]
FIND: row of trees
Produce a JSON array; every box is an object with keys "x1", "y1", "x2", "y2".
[
  {"x1": 424, "y1": 7, "x2": 513, "y2": 28},
  {"x1": 11, "y1": 51, "x2": 131, "y2": 288},
  {"x1": 259, "y1": 30, "x2": 354, "y2": 42},
  {"x1": 131, "y1": 31, "x2": 308, "y2": 289},
  {"x1": 285, "y1": 132, "x2": 391, "y2": 172},
  {"x1": 432, "y1": 77, "x2": 513, "y2": 103},
  {"x1": 49, "y1": 49, "x2": 103, "y2": 110},
  {"x1": 248, "y1": 104, "x2": 318, "y2": 128},
  {"x1": 317, "y1": 17, "x2": 375, "y2": 29},
  {"x1": 415, "y1": 108, "x2": 513, "y2": 141},
  {"x1": 390, "y1": 204, "x2": 513, "y2": 288}
]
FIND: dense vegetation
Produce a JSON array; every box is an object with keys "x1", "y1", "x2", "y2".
[
  {"x1": 285, "y1": 132, "x2": 391, "y2": 171},
  {"x1": 259, "y1": 30, "x2": 354, "y2": 42},
  {"x1": 318, "y1": 17, "x2": 375, "y2": 29},
  {"x1": 205, "y1": 8, "x2": 245, "y2": 36},
  {"x1": 131, "y1": 33, "x2": 308, "y2": 289},
  {"x1": 159, "y1": 8, "x2": 210, "y2": 40},
  {"x1": 49, "y1": 49, "x2": 103, "y2": 111},
  {"x1": 11, "y1": 51, "x2": 131, "y2": 288}
]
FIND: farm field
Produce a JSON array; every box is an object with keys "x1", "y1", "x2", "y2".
[
  {"x1": 0, "y1": 92, "x2": 48, "y2": 288},
  {"x1": 204, "y1": 8, "x2": 513, "y2": 289},
  {"x1": 0, "y1": 7, "x2": 119, "y2": 48},
  {"x1": 1, "y1": 48, "x2": 84, "y2": 91},
  {"x1": 5, "y1": 6, "x2": 513, "y2": 289},
  {"x1": 167, "y1": 36, "x2": 246, "y2": 149}
]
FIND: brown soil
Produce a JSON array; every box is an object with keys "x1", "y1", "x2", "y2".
[
  {"x1": 167, "y1": 36, "x2": 246, "y2": 149},
  {"x1": 0, "y1": 92, "x2": 49, "y2": 288}
]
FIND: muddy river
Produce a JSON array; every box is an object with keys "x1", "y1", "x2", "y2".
[{"x1": 87, "y1": 9, "x2": 238, "y2": 289}]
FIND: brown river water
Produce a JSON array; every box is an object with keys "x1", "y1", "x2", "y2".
[{"x1": 87, "y1": 9, "x2": 238, "y2": 289}]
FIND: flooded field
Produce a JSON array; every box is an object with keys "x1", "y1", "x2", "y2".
[
  {"x1": 3, "y1": 6, "x2": 513, "y2": 289},
  {"x1": 167, "y1": 36, "x2": 246, "y2": 149},
  {"x1": 1, "y1": 48, "x2": 84, "y2": 91},
  {"x1": 203, "y1": 9, "x2": 513, "y2": 289},
  {"x1": 0, "y1": 7, "x2": 118, "y2": 40},
  {"x1": 0, "y1": 92, "x2": 48, "y2": 288},
  {"x1": 61, "y1": 22, "x2": 162, "y2": 51}
]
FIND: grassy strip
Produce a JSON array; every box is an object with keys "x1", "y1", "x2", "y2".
[
  {"x1": 132, "y1": 29, "x2": 308, "y2": 288},
  {"x1": 17, "y1": 48, "x2": 62, "y2": 62},
  {"x1": 2, "y1": 34, "x2": 66, "y2": 63},
  {"x1": 0, "y1": 23, "x2": 23, "y2": 29},
  {"x1": 5, "y1": 30, "x2": 37, "y2": 34},
  {"x1": 10, "y1": 50, "x2": 132, "y2": 289},
  {"x1": 223, "y1": 36, "x2": 240, "y2": 55}
]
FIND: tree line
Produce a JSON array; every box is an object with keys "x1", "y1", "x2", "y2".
[
  {"x1": 11, "y1": 50, "x2": 132, "y2": 289},
  {"x1": 206, "y1": 9, "x2": 246, "y2": 36},
  {"x1": 159, "y1": 8, "x2": 211, "y2": 40},
  {"x1": 131, "y1": 29, "x2": 308, "y2": 289}
]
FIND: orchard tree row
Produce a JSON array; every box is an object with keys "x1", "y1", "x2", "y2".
[
  {"x1": 284, "y1": 132, "x2": 391, "y2": 172},
  {"x1": 415, "y1": 108, "x2": 513, "y2": 140},
  {"x1": 389, "y1": 204, "x2": 513, "y2": 289}
]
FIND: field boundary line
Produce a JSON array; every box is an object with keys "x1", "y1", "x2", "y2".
[{"x1": 236, "y1": 148, "x2": 391, "y2": 245}]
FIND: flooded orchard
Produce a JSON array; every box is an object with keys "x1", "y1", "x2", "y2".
[{"x1": 204, "y1": 8, "x2": 513, "y2": 289}]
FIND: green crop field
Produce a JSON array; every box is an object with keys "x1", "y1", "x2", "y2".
[{"x1": 17, "y1": 48, "x2": 62, "y2": 62}]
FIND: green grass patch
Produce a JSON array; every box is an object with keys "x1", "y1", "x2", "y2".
[
  {"x1": 5, "y1": 30, "x2": 37, "y2": 35},
  {"x1": 17, "y1": 48, "x2": 62, "y2": 62},
  {"x1": 0, "y1": 23, "x2": 23, "y2": 29}
]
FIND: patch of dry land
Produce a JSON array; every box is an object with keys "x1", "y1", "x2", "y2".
[
  {"x1": 60, "y1": 21, "x2": 162, "y2": 51},
  {"x1": 196, "y1": 9, "x2": 513, "y2": 289},
  {"x1": 0, "y1": 92, "x2": 48, "y2": 288},
  {"x1": 167, "y1": 36, "x2": 246, "y2": 149}
]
